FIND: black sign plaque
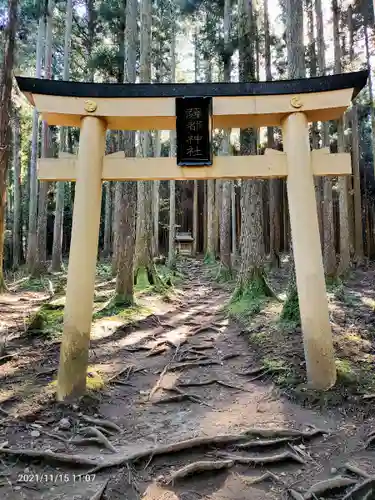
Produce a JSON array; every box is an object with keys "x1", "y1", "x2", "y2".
[{"x1": 176, "y1": 96, "x2": 213, "y2": 167}]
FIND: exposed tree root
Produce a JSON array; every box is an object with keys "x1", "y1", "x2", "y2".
[
  {"x1": 235, "y1": 437, "x2": 296, "y2": 449},
  {"x1": 186, "y1": 344, "x2": 214, "y2": 352},
  {"x1": 107, "y1": 365, "x2": 137, "y2": 384},
  {"x1": 146, "y1": 345, "x2": 169, "y2": 357},
  {"x1": 344, "y1": 463, "x2": 371, "y2": 479},
  {"x1": 363, "y1": 394, "x2": 375, "y2": 400},
  {"x1": 242, "y1": 425, "x2": 327, "y2": 440},
  {"x1": 40, "y1": 430, "x2": 68, "y2": 443},
  {"x1": 0, "y1": 427, "x2": 323, "y2": 474},
  {"x1": 237, "y1": 367, "x2": 265, "y2": 376},
  {"x1": 242, "y1": 369, "x2": 270, "y2": 382},
  {"x1": 221, "y1": 353, "x2": 243, "y2": 361},
  {"x1": 95, "y1": 426, "x2": 116, "y2": 437},
  {"x1": 160, "y1": 459, "x2": 234, "y2": 485},
  {"x1": 235, "y1": 471, "x2": 283, "y2": 485},
  {"x1": 112, "y1": 381, "x2": 134, "y2": 387},
  {"x1": 149, "y1": 364, "x2": 170, "y2": 400},
  {"x1": 191, "y1": 323, "x2": 221, "y2": 335},
  {"x1": 365, "y1": 434, "x2": 375, "y2": 448},
  {"x1": 169, "y1": 360, "x2": 221, "y2": 371},
  {"x1": 80, "y1": 415, "x2": 122, "y2": 434},
  {"x1": 124, "y1": 346, "x2": 152, "y2": 353},
  {"x1": 342, "y1": 477, "x2": 375, "y2": 500},
  {"x1": 154, "y1": 393, "x2": 202, "y2": 405},
  {"x1": 303, "y1": 476, "x2": 357, "y2": 499},
  {"x1": 89, "y1": 479, "x2": 109, "y2": 500},
  {"x1": 179, "y1": 354, "x2": 210, "y2": 362},
  {"x1": 288, "y1": 489, "x2": 304, "y2": 500},
  {"x1": 178, "y1": 379, "x2": 249, "y2": 392},
  {"x1": 77, "y1": 427, "x2": 117, "y2": 453},
  {"x1": 0, "y1": 447, "x2": 98, "y2": 467},
  {"x1": 217, "y1": 451, "x2": 305, "y2": 465}
]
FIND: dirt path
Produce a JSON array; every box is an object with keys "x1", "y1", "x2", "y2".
[{"x1": 0, "y1": 260, "x2": 374, "y2": 499}]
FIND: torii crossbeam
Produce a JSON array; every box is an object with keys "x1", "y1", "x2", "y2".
[{"x1": 16, "y1": 70, "x2": 368, "y2": 400}]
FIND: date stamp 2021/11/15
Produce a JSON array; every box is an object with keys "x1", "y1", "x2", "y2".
[{"x1": 17, "y1": 473, "x2": 96, "y2": 484}]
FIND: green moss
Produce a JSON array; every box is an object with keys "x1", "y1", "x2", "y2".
[
  {"x1": 203, "y1": 252, "x2": 216, "y2": 264},
  {"x1": 262, "y1": 357, "x2": 296, "y2": 386},
  {"x1": 93, "y1": 300, "x2": 150, "y2": 321},
  {"x1": 19, "y1": 277, "x2": 46, "y2": 292},
  {"x1": 335, "y1": 359, "x2": 358, "y2": 386},
  {"x1": 227, "y1": 276, "x2": 272, "y2": 323},
  {"x1": 86, "y1": 369, "x2": 105, "y2": 391},
  {"x1": 280, "y1": 284, "x2": 300, "y2": 326},
  {"x1": 96, "y1": 262, "x2": 113, "y2": 280},
  {"x1": 27, "y1": 303, "x2": 64, "y2": 338},
  {"x1": 326, "y1": 276, "x2": 343, "y2": 293},
  {"x1": 113, "y1": 294, "x2": 134, "y2": 307}
]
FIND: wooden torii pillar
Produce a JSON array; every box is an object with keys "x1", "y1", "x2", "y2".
[{"x1": 16, "y1": 71, "x2": 368, "y2": 400}]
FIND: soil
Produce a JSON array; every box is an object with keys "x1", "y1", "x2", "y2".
[{"x1": 0, "y1": 258, "x2": 374, "y2": 500}]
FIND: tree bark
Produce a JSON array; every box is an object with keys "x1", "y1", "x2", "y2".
[
  {"x1": 315, "y1": 0, "x2": 336, "y2": 277},
  {"x1": 348, "y1": 5, "x2": 364, "y2": 265},
  {"x1": 0, "y1": 0, "x2": 18, "y2": 290},
  {"x1": 206, "y1": 180, "x2": 216, "y2": 262},
  {"x1": 115, "y1": 0, "x2": 137, "y2": 303},
  {"x1": 134, "y1": 0, "x2": 162, "y2": 286},
  {"x1": 234, "y1": 0, "x2": 269, "y2": 297},
  {"x1": 33, "y1": 0, "x2": 54, "y2": 277},
  {"x1": 193, "y1": 180, "x2": 198, "y2": 255},
  {"x1": 12, "y1": 106, "x2": 22, "y2": 269},
  {"x1": 333, "y1": 0, "x2": 350, "y2": 275},
  {"x1": 103, "y1": 182, "x2": 112, "y2": 258},
  {"x1": 27, "y1": 15, "x2": 44, "y2": 273},
  {"x1": 167, "y1": 17, "x2": 176, "y2": 269},
  {"x1": 351, "y1": 106, "x2": 364, "y2": 264},
  {"x1": 51, "y1": 0, "x2": 72, "y2": 272},
  {"x1": 264, "y1": 0, "x2": 280, "y2": 267},
  {"x1": 281, "y1": 0, "x2": 305, "y2": 320}
]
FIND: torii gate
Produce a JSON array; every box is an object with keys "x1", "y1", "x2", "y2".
[{"x1": 16, "y1": 71, "x2": 368, "y2": 401}]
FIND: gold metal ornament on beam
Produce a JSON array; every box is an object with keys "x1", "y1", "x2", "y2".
[
  {"x1": 290, "y1": 96, "x2": 303, "y2": 109},
  {"x1": 84, "y1": 100, "x2": 97, "y2": 113}
]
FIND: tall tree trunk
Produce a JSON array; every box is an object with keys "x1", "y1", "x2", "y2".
[
  {"x1": 204, "y1": 55, "x2": 215, "y2": 263},
  {"x1": 103, "y1": 182, "x2": 112, "y2": 258},
  {"x1": 115, "y1": 0, "x2": 137, "y2": 304},
  {"x1": 307, "y1": 0, "x2": 323, "y2": 246},
  {"x1": 219, "y1": 0, "x2": 232, "y2": 273},
  {"x1": 315, "y1": 0, "x2": 336, "y2": 277},
  {"x1": 51, "y1": 0, "x2": 72, "y2": 272},
  {"x1": 135, "y1": 0, "x2": 162, "y2": 286},
  {"x1": 27, "y1": 14, "x2": 44, "y2": 273},
  {"x1": 193, "y1": 180, "x2": 198, "y2": 255},
  {"x1": 363, "y1": 0, "x2": 375, "y2": 177},
  {"x1": 206, "y1": 180, "x2": 216, "y2": 261},
  {"x1": 265, "y1": 0, "x2": 280, "y2": 267},
  {"x1": 351, "y1": 107, "x2": 364, "y2": 264},
  {"x1": 167, "y1": 18, "x2": 176, "y2": 269},
  {"x1": 85, "y1": 0, "x2": 96, "y2": 82},
  {"x1": 12, "y1": 106, "x2": 21, "y2": 269},
  {"x1": 33, "y1": 0, "x2": 54, "y2": 277},
  {"x1": 0, "y1": 0, "x2": 18, "y2": 289},
  {"x1": 231, "y1": 181, "x2": 237, "y2": 257},
  {"x1": 348, "y1": 5, "x2": 364, "y2": 265},
  {"x1": 153, "y1": 134, "x2": 160, "y2": 258},
  {"x1": 333, "y1": 0, "x2": 350, "y2": 275},
  {"x1": 281, "y1": 0, "x2": 306, "y2": 320},
  {"x1": 234, "y1": 0, "x2": 271, "y2": 298},
  {"x1": 192, "y1": 31, "x2": 199, "y2": 257}
]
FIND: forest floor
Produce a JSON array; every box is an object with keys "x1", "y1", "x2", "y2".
[{"x1": 0, "y1": 257, "x2": 374, "y2": 499}]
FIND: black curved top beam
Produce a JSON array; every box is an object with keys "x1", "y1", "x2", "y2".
[{"x1": 16, "y1": 70, "x2": 368, "y2": 100}]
